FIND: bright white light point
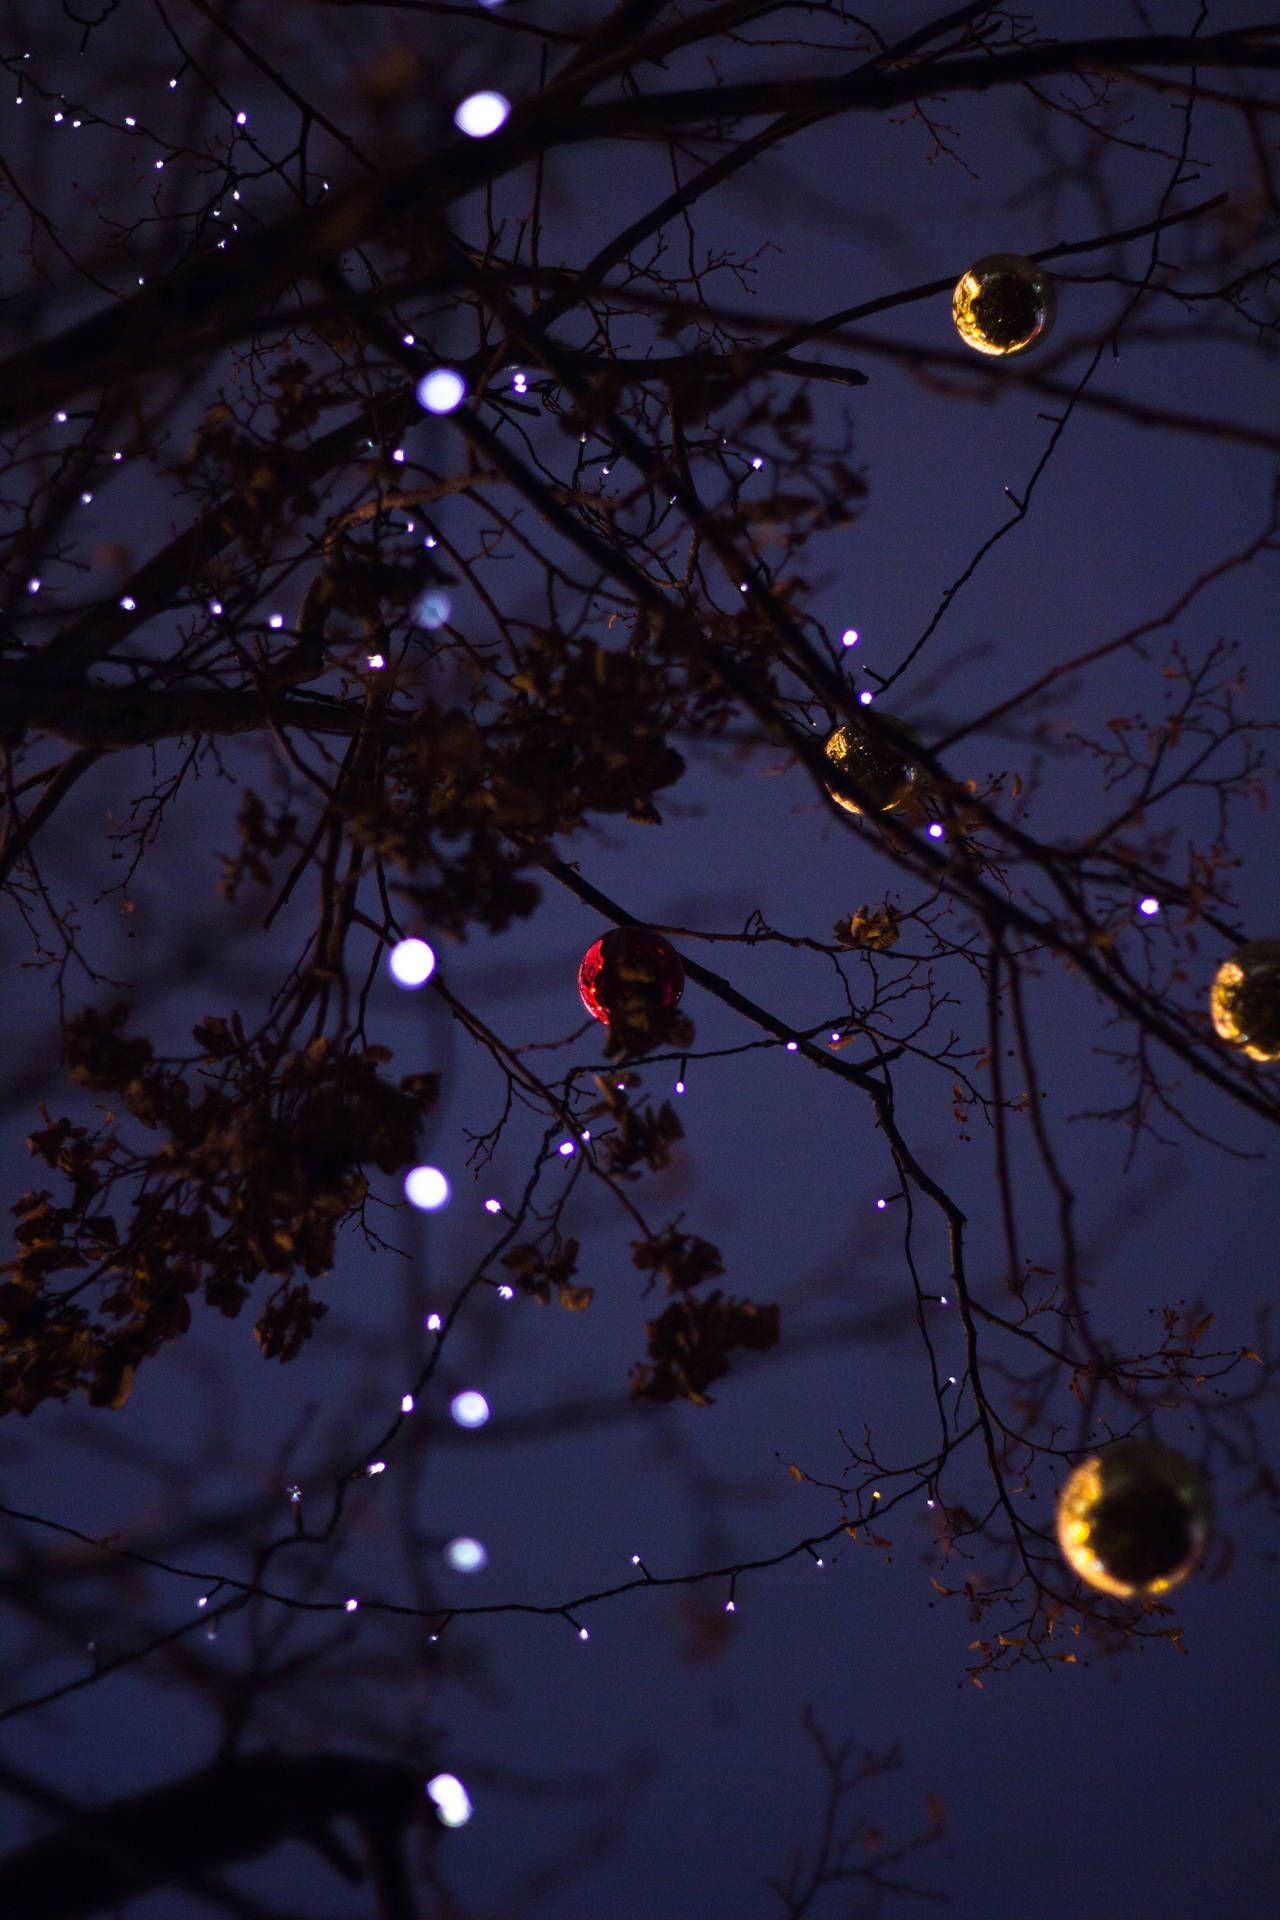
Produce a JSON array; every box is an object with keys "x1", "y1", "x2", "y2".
[
  {"x1": 209, "y1": 600, "x2": 223, "y2": 616},
  {"x1": 578, "y1": 1627, "x2": 590, "y2": 1641},
  {"x1": 752, "y1": 456, "x2": 764, "y2": 469},
  {"x1": 235, "y1": 110, "x2": 247, "y2": 125},
  {"x1": 389, "y1": 937, "x2": 437, "y2": 988},
  {"x1": 484, "y1": 1198, "x2": 502, "y2": 1215},
  {"x1": 423, "y1": 535, "x2": 437, "y2": 548},
  {"x1": 631, "y1": 1554, "x2": 641, "y2": 1565},
  {"x1": 416, "y1": 367, "x2": 467, "y2": 414},
  {"x1": 401, "y1": 1393, "x2": 416, "y2": 1414},
  {"x1": 858, "y1": 690, "x2": 874, "y2": 705},
  {"x1": 513, "y1": 372, "x2": 528, "y2": 393},
  {"x1": 841, "y1": 628, "x2": 859, "y2": 647},
  {"x1": 454, "y1": 90, "x2": 510, "y2": 137},
  {"x1": 405, "y1": 1165, "x2": 450, "y2": 1211},
  {"x1": 558, "y1": 1140, "x2": 575, "y2": 1157},
  {"x1": 939, "y1": 1295, "x2": 948, "y2": 1306},
  {"x1": 154, "y1": 160, "x2": 163, "y2": 170},
  {"x1": 497, "y1": 1284, "x2": 514, "y2": 1300},
  {"x1": 197, "y1": 1596, "x2": 209, "y2": 1609},
  {"x1": 344, "y1": 1597, "x2": 359, "y2": 1612},
  {"x1": 1139, "y1": 897, "x2": 1160, "y2": 916},
  {"x1": 392, "y1": 448, "x2": 405, "y2": 463},
  {"x1": 55, "y1": 410, "x2": 67, "y2": 423},
  {"x1": 928, "y1": 823, "x2": 945, "y2": 839},
  {"x1": 27, "y1": 578, "x2": 40, "y2": 593},
  {"x1": 581, "y1": 1130, "x2": 591, "y2": 1141},
  {"x1": 948, "y1": 1375, "x2": 957, "y2": 1385},
  {"x1": 926, "y1": 1498, "x2": 936, "y2": 1509},
  {"x1": 426, "y1": 1313, "x2": 443, "y2": 1333},
  {"x1": 268, "y1": 612, "x2": 284, "y2": 629},
  {"x1": 830, "y1": 1033, "x2": 841, "y2": 1044},
  {"x1": 119, "y1": 596, "x2": 136, "y2": 611},
  {"x1": 785, "y1": 1041, "x2": 799, "y2": 1053},
  {"x1": 124, "y1": 117, "x2": 135, "y2": 127},
  {"x1": 674, "y1": 1080, "x2": 685, "y2": 1094},
  {"x1": 169, "y1": 78, "x2": 178, "y2": 88},
  {"x1": 445, "y1": 1536, "x2": 487, "y2": 1573},
  {"x1": 367, "y1": 1460, "x2": 386, "y2": 1476},
  {"x1": 451, "y1": 1390, "x2": 490, "y2": 1429},
  {"x1": 53, "y1": 111, "x2": 63, "y2": 123},
  {"x1": 80, "y1": 491, "x2": 93, "y2": 504},
  {"x1": 875, "y1": 1197, "x2": 887, "y2": 1210},
  {"x1": 814, "y1": 1557, "x2": 824, "y2": 1567},
  {"x1": 426, "y1": 1774, "x2": 472, "y2": 1828},
  {"x1": 402, "y1": 333, "x2": 415, "y2": 346},
  {"x1": 112, "y1": 450, "x2": 122, "y2": 461},
  {"x1": 366, "y1": 653, "x2": 386, "y2": 671},
  {"x1": 724, "y1": 1599, "x2": 736, "y2": 1613}
]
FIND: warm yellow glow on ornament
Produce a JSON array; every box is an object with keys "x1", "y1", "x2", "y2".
[
  {"x1": 1210, "y1": 939, "x2": 1280, "y2": 1062},
  {"x1": 823, "y1": 716, "x2": 919, "y2": 816},
  {"x1": 1056, "y1": 1441, "x2": 1210, "y2": 1600},
  {"x1": 952, "y1": 253, "x2": 1056, "y2": 357}
]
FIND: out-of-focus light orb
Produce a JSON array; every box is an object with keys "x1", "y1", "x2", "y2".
[
  {"x1": 1210, "y1": 939, "x2": 1280, "y2": 1062},
  {"x1": 405, "y1": 1165, "x2": 450, "y2": 1211},
  {"x1": 426, "y1": 1773, "x2": 473, "y2": 1828},
  {"x1": 416, "y1": 367, "x2": 467, "y2": 414},
  {"x1": 389, "y1": 937, "x2": 436, "y2": 987},
  {"x1": 952, "y1": 253, "x2": 1056, "y2": 357},
  {"x1": 415, "y1": 588, "x2": 452, "y2": 629},
  {"x1": 578, "y1": 926, "x2": 684, "y2": 1026},
  {"x1": 451, "y1": 1389, "x2": 490, "y2": 1429},
  {"x1": 823, "y1": 716, "x2": 919, "y2": 815},
  {"x1": 454, "y1": 90, "x2": 510, "y2": 137},
  {"x1": 1056, "y1": 1441, "x2": 1211, "y2": 1599},
  {"x1": 1138, "y1": 896, "x2": 1160, "y2": 917},
  {"x1": 445, "y1": 1535, "x2": 487, "y2": 1573}
]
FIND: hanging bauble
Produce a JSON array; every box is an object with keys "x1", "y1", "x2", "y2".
[
  {"x1": 1055, "y1": 1441, "x2": 1211, "y2": 1599},
  {"x1": 1210, "y1": 939, "x2": 1280, "y2": 1062},
  {"x1": 823, "y1": 715, "x2": 919, "y2": 816},
  {"x1": 952, "y1": 253, "x2": 1056, "y2": 357},
  {"x1": 579, "y1": 926, "x2": 684, "y2": 1031}
]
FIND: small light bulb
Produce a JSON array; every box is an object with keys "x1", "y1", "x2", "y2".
[
  {"x1": 453, "y1": 90, "x2": 510, "y2": 138},
  {"x1": 416, "y1": 367, "x2": 467, "y2": 414},
  {"x1": 405, "y1": 1165, "x2": 450, "y2": 1211},
  {"x1": 344, "y1": 1596, "x2": 359, "y2": 1612},
  {"x1": 450, "y1": 1390, "x2": 490, "y2": 1429},
  {"x1": 484, "y1": 1198, "x2": 502, "y2": 1215},
  {"x1": 401, "y1": 1393, "x2": 415, "y2": 1414},
  {"x1": 1139, "y1": 897, "x2": 1160, "y2": 917},
  {"x1": 389, "y1": 937, "x2": 436, "y2": 987},
  {"x1": 445, "y1": 1536, "x2": 487, "y2": 1573},
  {"x1": 426, "y1": 1774, "x2": 472, "y2": 1828}
]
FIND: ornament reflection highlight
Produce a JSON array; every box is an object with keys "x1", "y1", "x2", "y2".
[
  {"x1": 1210, "y1": 939, "x2": 1280, "y2": 1062},
  {"x1": 823, "y1": 716, "x2": 919, "y2": 815},
  {"x1": 952, "y1": 253, "x2": 1056, "y2": 357},
  {"x1": 1056, "y1": 1441, "x2": 1210, "y2": 1598}
]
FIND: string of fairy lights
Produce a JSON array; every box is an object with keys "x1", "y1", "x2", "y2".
[{"x1": 6, "y1": 19, "x2": 1279, "y2": 1842}]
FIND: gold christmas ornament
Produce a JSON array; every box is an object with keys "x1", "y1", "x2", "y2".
[
  {"x1": 1210, "y1": 939, "x2": 1280, "y2": 1062},
  {"x1": 1056, "y1": 1441, "x2": 1211, "y2": 1600},
  {"x1": 823, "y1": 715, "x2": 919, "y2": 816},
  {"x1": 952, "y1": 253, "x2": 1056, "y2": 357}
]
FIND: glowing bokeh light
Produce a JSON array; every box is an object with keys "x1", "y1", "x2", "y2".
[
  {"x1": 454, "y1": 90, "x2": 510, "y2": 137},
  {"x1": 1210, "y1": 940, "x2": 1280, "y2": 1062},
  {"x1": 427, "y1": 1774, "x2": 473, "y2": 1827},
  {"x1": 445, "y1": 1536, "x2": 488, "y2": 1573},
  {"x1": 952, "y1": 253, "x2": 1056, "y2": 356},
  {"x1": 451, "y1": 1389, "x2": 490, "y2": 1429},
  {"x1": 416, "y1": 367, "x2": 467, "y2": 414},
  {"x1": 1056, "y1": 1442, "x2": 1210, "y2": 1598},
  {"x1": 389, "y1": 937, "x2": 437, "y2": 987},
  {"x1": 404, "y1": 1165, "x2": 450, "y2": 1211}
]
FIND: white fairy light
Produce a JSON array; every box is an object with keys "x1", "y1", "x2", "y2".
[
  {"x1": 27, "y1": 577, "x2": 40, "y2": 592},
  {"x1": 268, "y1": 612, "x2": 284, "y2": 629},
  {"x1": 453, "y1": 91, "x2": 510, "y2": 138},
  {"x1": 858, "y1": 689, "x2": 874, "y2": 705},
  {"x1": 483, "y1": 1198, "x2": 502, "y2": 1214},
  {"x1": 751, "y1": 455, "x2": 765, "y2": 469},
  {"x1": 450, "y1": 1389, "x2": 490, "y2": 1429},
  {"x1": 366, "y1": 652, "x2": 386, "y2": 670},
  {"x1": 558, "y1": 1140, "x2": 575, "y2": 1157},
  {"x1": 416, "y1": 367, "x2": 467, "y2": 415},
  {"x1": 401, "y1": 1392, "x2": 416, "y2": 1414},
  {"x1": 405, "y1": 1165, "x2": 450, "y2": 1211},
  {"x1": 389, "y1": 937, "x2": 437, "y2": 987},
  {"x1": 785, "y1": 1041, "x2": 798, "y2": 1053},
  {"x1": 392, "y1": 448, "x2": 405, "y2": 463},
  {"x1": 1139, "y1": 896, "x2": 1160, "y2": 917},
  {"x1": 344, "y1": 1596, "x2": 359, "y2": 1612},
  {"x1": 209, "y1": 599, "x2": 223, "y2": 616},
  {"x1": 426, "y1": 1312, "x2": 443, "y2": 1333},
  {"x1": 928, "y1": 823, "x2": 945, "y2": 839},
  {"x1": 497, "y1": 1284, "x2": 514, "y2": 1300},
  {"x1": 119, "y1": 595, "x2": 136, "y2": 611},
  {"x1": 426, "y1": 1775, "x2": 472, "y2": 1829},
  {"x1": 841, "y1": 628, "x2": 859, "y2": 647},
  {"x1": 875, "y1": 1197, "x2": 887, "y2": 1210},
  {"x1": 445, "y1": 1536, "x2": 487, "y2": 1573},
  {"x1": 366, "y1": 1460, "x2": 387, "y2": 1476}
]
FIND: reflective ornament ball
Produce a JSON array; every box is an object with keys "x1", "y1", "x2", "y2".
[
  {"x1": 1210, "y1": 939, "x2": 1280, "y2": 1062},
  {"x1": 579, "y1": 926, "x2": 684, "y2": 1028},
  {"x1": 952, "y1": 253, "x2": 1056, "y2": 357},
  {"x1": 823, "y1": 716, "x2": 919, "y2": 816},
  {"x1": 1056, "y1": 1441, "x2": 1210, "y2": 1599}
]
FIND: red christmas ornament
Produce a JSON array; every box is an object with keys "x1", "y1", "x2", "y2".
[{"x1": 578, "y1": 927, "x2": 684, "y2": 1027}]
